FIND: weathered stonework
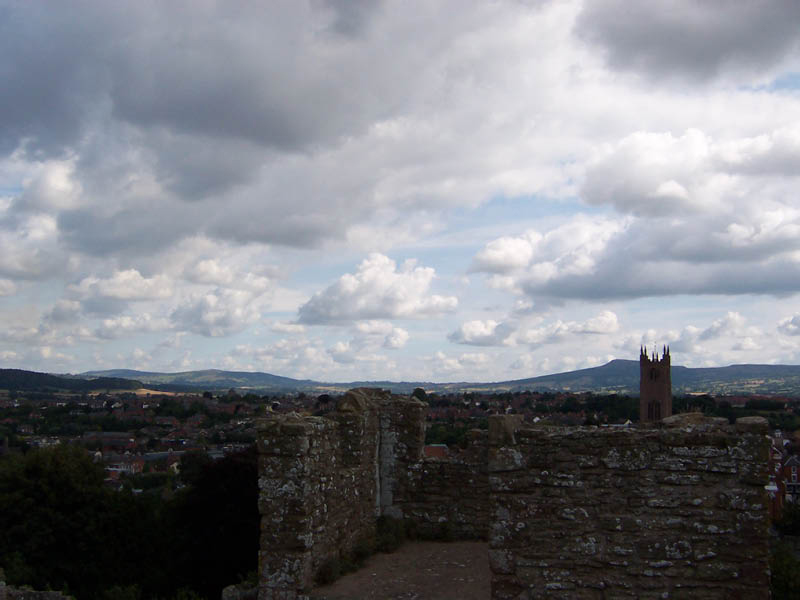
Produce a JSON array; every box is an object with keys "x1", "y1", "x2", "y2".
[
  {"x1": 257, "y1": 389, "x2": 430, "y2": 599},
  {"x1": 0, "y1": 571, "x2": 73, "y2": 600},
  {"x1": 400, "y1": 430, "x2": 489, "y2": 540},
  {"x1": 258, "y1": 393, "x2": 770, "y2": 599},
  {"x1": 488, "y1": 414, "x2": 770, "y2": 599}
]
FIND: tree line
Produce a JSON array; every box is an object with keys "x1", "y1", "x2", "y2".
[{"x1": 0, "y1": 444, "x2": 259, "y2": 599}]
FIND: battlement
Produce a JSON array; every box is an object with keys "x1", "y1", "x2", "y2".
[{"x1": 257, "y1": 390, "x2": 770, "y2": 599}]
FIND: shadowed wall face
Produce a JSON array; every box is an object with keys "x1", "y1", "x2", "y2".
[
  {"x1": 256, "y1": 389, "x2": 429, "y2": 600},
  {"x1": 488, "y1": 414, "x2": 770, "y2": 599}
]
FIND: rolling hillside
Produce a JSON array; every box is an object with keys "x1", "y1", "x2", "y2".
[
  {"x1": 0, "y1": 369, "x2": 142, "y2": 392},
  {"x1": 80, "y1": 361, "x2": 800, "y2": 396}
]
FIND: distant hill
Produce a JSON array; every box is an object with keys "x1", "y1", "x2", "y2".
[
  {"x1": 0, "y1": 369, "x2": 142, "y2": 392},
  {"x1": 82, "y1": 361, "x2": 800, "y2": 396},
  {"x1": 83, "y1": 368, "x2": 316, "y2": 393},
  {"x1": 481, "y1": 360, "x2": 800, "y2": 396}
]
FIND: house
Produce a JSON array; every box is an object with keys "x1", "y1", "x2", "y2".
[
  {"x1": 423, "y1": 444, "x2": 449, "y2": 459},
  {"x1": 783, "y1": 454, "x2": 800, "y2": 503}
]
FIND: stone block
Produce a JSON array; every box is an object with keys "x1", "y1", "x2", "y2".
[
  {"x1": 488, "y1": 415, "x2": 524, "y2": 446},
  {"x1": 735, "y1": 416, "x2": 768, "y2": 433}
]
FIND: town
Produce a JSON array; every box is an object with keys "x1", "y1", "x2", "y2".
[{"x1": 2, "y1": 379, "x2": 799, "y2": 505}]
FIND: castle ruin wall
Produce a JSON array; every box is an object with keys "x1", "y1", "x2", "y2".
[
  {"x1": 488, "y1": 414, "x2": 770, "y2": 599},
  {"x1": 399, "y1": 429, "x2": 490, "y2": 540},
  {"x1": 257, "y1": 391, "x2": 770, "y2": 599},
  {"x1": 257, "y1": 389, "x2": 431, "y2": 599}
]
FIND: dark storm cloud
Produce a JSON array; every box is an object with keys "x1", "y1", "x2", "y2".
[
  {"x1": 58, "y1": 202, "x2": 203, "y2": 257},
  {"x1": 0, "y1": 1, "x2": 410, "y2": 180},
  {"x1": 576, "y1": 0, "x2": 800, "y2": 81},
  {"x1": 318, "y1": 0, "x2": 381, "y2": 36},
  {"x1": 0, "y1": 2, "x2": 113, "y2": 157},
  {"x1": 524, "y1": 255, "x2": 800, "y2": 300}
]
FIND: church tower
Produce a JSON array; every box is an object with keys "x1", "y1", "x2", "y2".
[{"x1": 640, "y1": 346, "x2": 671, "y2": 422}]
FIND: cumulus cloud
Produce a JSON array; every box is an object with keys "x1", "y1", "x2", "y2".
[
  {"x1": 0, "y1": 213, "x2": 65, "y2": 280},
  {"x1": 0, "y1": 279, "x2": 16, "y2": 296},
  {"x1": 699, "y1": 311, "x2": 747, "y2": 341},
  {"x1": 451, "y1": 311, "x2": 619, "y2": 348},
  {"x1": 70, "y1": 270, "x2": 173, "y2": 302},
  {"x1": 2, "y1": 1, "x2": 800, "y2": 377},
  {"x1": 183, "y1": 258, "x2": 272, "y2": 292},
  {"x1": 43, "y1": 300, "x2": 82, "y2": 324},
  {"x1": 171, "y1": 288, "x2": 263, "y2": 337},
  {"x1": 328, "y1": 341, "x2": 356, "y2": 364},
  {"x1": 298, "y1": 254, "x2": 457, "y2": 324},
  {"x1": 575, "y1": 310, "x2": 620, "y2": 334},
  {"x1": 471, "y1": 235, "x2": 537, "y2": 274},
  {"x1": 516, "y1": 311, "x2": 620, "y2": 346},
  {"x1": 95, "y1": 313, "x2": 170, "y2": 340},
  {"x1": 432, "y1": 351, "x2": 490, "y2": 374},
  {"x1": 270, "y1": 321, "x2": 306, "y2": 334},
  {"x1": 448, "y1": 320, "x2": 514, "y2": 346},
  {"x1": 473, "y1": 163, "x2": 800, "y2": 302},
  {"x1": 625, "y1": 312, "x2": 762, "y2": 358},
  {"x1": 383, "y1": 327, "x2": 409, "y2": 349},
  {"x1": 778, "y1": 314, "x2": 800, "y2": 336}
]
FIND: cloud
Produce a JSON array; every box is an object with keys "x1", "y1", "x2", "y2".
[
  {"x1": 581, "y1": 130, "x2": 715, "y2": 216},
  {"x1": 471, "y1": 235, "x2": 537, "y2": 274},
  {"x1": 183, "y1": 258, "x2": 272, "y2": 292},
  {"x1": 0, "y1": 279, "x2": 16, "y2": 296},
  {"x1": 44, "y1": 300, "x2": 82, "y2": 324},
  {"x1": 328, "y1": 341, "x2": 356, "y2": 364},
  {"x1": 1, "y1": 1, "x2": 800, "y2": 379},
  {"x1": 95, "y1": 313, "x2": 170, "y2": 340},
  {"x1": 472, "y1": 163, "x2": 800, "y2": 302},
  {"x1": 516, "y1": 311, "x2": 620, "y2": 346},
  {"x1": 575, "y1": 310, "x2": 620, "y2": 334},
  {"x1": 298, "y1": 254, "x2": 457, "y2": 324},
  {"x1": 448, "y1": 320, "x2": 513, "y2": 346},
  {"x1": 70, "y1": 269, "x2": 173, "y2": 302},
  {"x1": 576, "y1": 0, "x2": 800, "y2": 82},
  {"x1": 698, "y1": 311, "x2": 746, "y2": 341},
  {"x1": 383, "y1": 327, "x2": 409, "y2": 349},
  {"x1": 778, "y1": 314, "x2": 800, "y2": 336},
  {"x1": 432, "y1": 351, "x2": 490, "y2": 374},
  {"x1": 270, "y1": 321, "x2": 306, "y2": 334},
  {"x1": 627, "y1": 312, "x2": 762, "y2": 357},
  {"x1": 450, "y1": 311, "x2": 619, "y2": 348},
  {"x1": 0, "y1": 213, "x2": 65, "y2": 280},
  {"x1": 171, "y1": 288, "x2": 263, "y2": 337}
]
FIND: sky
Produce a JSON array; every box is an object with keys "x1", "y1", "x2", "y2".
[{"x1": 3, "y1": 1, "x2": 800, "y2": 382}]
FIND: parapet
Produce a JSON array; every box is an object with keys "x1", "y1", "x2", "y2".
[
  {"x1": 488, "y1": 414, "x2": 770, "y2": 598},
  {"x1": 256, "y1": 389, "x2": 426, "y2": 599},
  {"x1": 257, "y1": 400, "x2": 771, "y2": 599}
]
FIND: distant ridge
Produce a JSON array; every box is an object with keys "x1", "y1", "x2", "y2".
[
  {"x1": 83, "y1": 368, "x2": 315, "y2": 393},
  {"x1": 0, "y1": 369, "x2": 142, "y2": 392},
  {"x1": 81, "y1": 360, "x2": 800, "y2": 396}
]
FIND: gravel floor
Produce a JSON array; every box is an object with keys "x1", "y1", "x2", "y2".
[{"x1": 309, "y1": 541, "x2": 490, "y2": 600}]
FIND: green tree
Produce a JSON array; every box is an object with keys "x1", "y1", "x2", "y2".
[
  {"x1": 164, "y1": 447, "x2": 259, "y2": 599},
  {"x1": 0, "y1": 445, "x2": 162, "y2": 598}
]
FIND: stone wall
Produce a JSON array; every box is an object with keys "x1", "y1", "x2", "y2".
[
  {"x1": 400, "y1": 430, "x2": 490, "y2": 540},
  {"x1": 0, "y1": 571, "x2": 73, "y2": 600},
  {"x1": 258, "y1": 394, "x2": 771, "y2": 599},
  {"x1": 257, "y1": 389, "x2": 427, "y2": 600},
  {"x1": 488, "y1": 414, "x2": 771, "y2": 599}
]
